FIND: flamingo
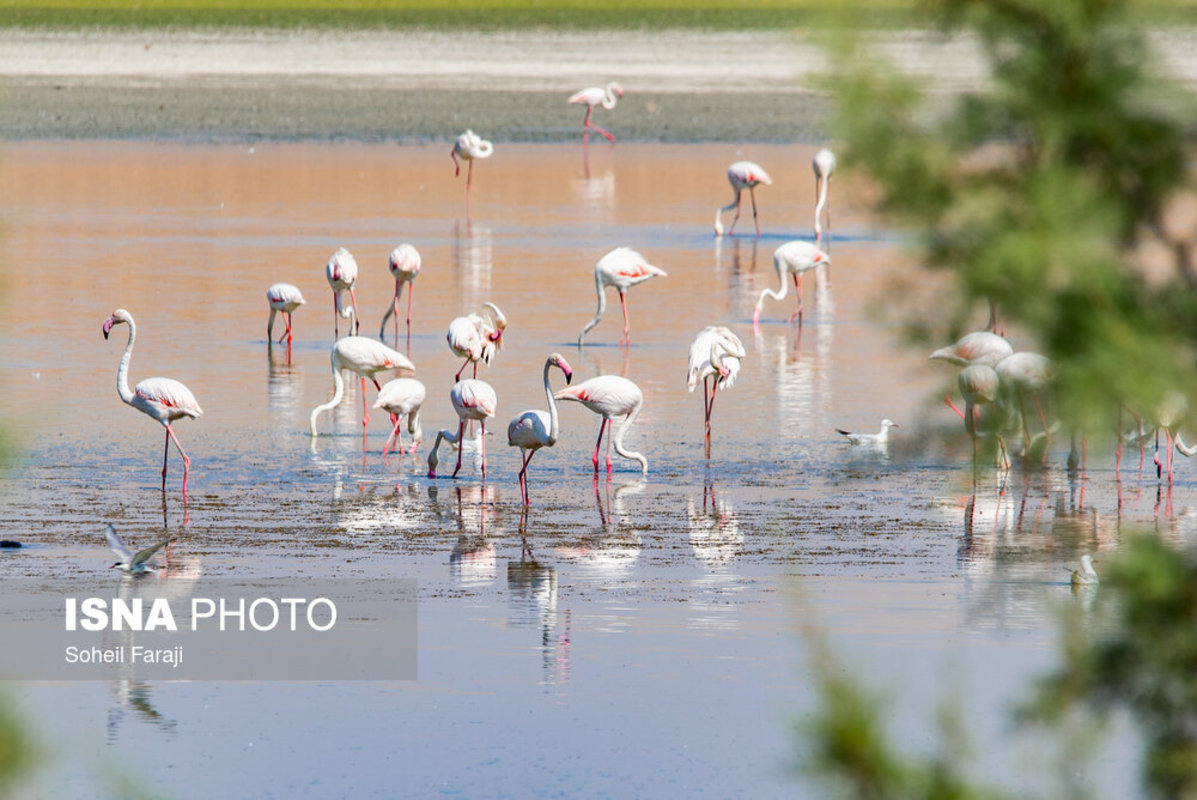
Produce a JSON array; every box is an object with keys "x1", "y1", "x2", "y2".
[
  {"x1": 308, "y1": 336, "x2": 416, "y2": 446},
  {"x1": 995, "y1": 352, "x2": 1053, "y2": 458},
  {"x1": 933, "y1": 332, "x2": 1016, "y2": 419},
  {"x1": 752, "y1": 240, "x2": 831, "y2": 326},
  {"x1": 578, "y1": 247, "x2": 667, "y2": 347},
  {"x1": 812, "y1": 148, "x2": 836, "y2": 240},
  {"x1": 451, "y1": 130, "x2": 494, "y2": 194},
  {"x1": 555, "y1": 375, "x2": 648, "y2": 475},
  {"x1": 714, "y1": 161, "x2": 772, "y2": 237},
  {"x1": 959, "y1": 363, "x2": 1009, "y2": 471},
  {"x1": 507, "y1": 353, "x2": 574, "y2": 505},
  {"x1": 686, "y1": 326, "x2": 745, "y2": 451},
  {"x1": 379, "y1": 243, "x2": 421, "y2": 346},
  {"x1": 104, "y1": 523, "x2": 172, "y2": 575},
  {"x1": 325, "y1": 247, "x2": 360, "y2": 337},
  {"x1": 447, "y1": 302, "x2": 507, "y2": 380},
  {"x1": 568, "y1": 82, "x2": 623, "y2": 145},
  {"x1": 427, "y1": 379, "x2": 498, "y2": 479},
  {"x1": 266, "y1": 283, "x2": 305, "y2": 346},
  {"x1": 836, "y1": 419, "x2": 899, "y2": 445},
  {"x1": 374, "y1": 377, "x2": 426, "y2": 456},
  {"x1": 102, "y1": 309, "x2": 203, "y2": 502}
]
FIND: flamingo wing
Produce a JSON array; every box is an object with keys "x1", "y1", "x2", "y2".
[
  {"x1": 134, "y1": 377, "x2": 203, "y2": 419},
  {"x1": 508, "y1": 410, "x2": 551, "y2": 448}
]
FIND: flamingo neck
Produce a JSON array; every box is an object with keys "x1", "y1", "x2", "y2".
[
  {"x1": 602, "y1": 86, "x2": 618, "y2": 109},
  {"x1": 408, "y1": 409, "x2": 423, "y2": 444},
  {"x1": 267, "y1": 307, "x2": 278, "y2": 338},
  {"x1": 579, "y1": 271, "x2": 608, "y2": 345},
  {"x1": 612, "y1": 400, "x2": 648, "y2": 474},
  {"x1": 543, "y1": 360, "x2": 560, "y2": 445},
  {"x1": 309, "y1": 351, "x2": 347, "y2": 436},
  {"x1": 814, "y1": 176, "x2": 830, "y2": 236},
  {"x1": 115, "y1": 319, "x2": 137, "y2": 407},
  {"x1": 755, "y1": 253, "x2": 791, "y2": 313},
  {"x1": 1177, "y1": 433, "x2": 1197, "y2": 457},
  {"x1": 427, "y1": 427, "x2": 462, "y2": 473}
]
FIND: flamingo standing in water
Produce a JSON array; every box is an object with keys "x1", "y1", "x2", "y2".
[
  {"x1": 931, "y1": 331, "x2": 1015, "y2": 419},
  {"x1": 578, "y1": 247, "x2": 667, "y2": 346},
  {"x1": 102, "y1": 309, "x2": 203, "y2": 502},
  {"x1": 266, "y1": 283, "x2": 305, "y2": 346},
  {"x1": 451, "y1": 130, "x2": 494, "y2": 195},
  {"x1": 812, "y1": 148, "x2": 836, "y2": 241},
  {"x1": 753, "y1": 240, "x2": 831, "y2": 326},
  {"x1": 427, "y1": 379, "x2": 498, "y2": 479},
  {"x1": 555, "y1": 374, "x2": 648, "y2": 475},
  {"x1": 374, "y1": 377, "x2": 426, "y2": 456},
  {"x1": 686, "y1": 326, "x2": 745, "y2": 452},
  {"x1": 326, "y1": 247, "x2": 360, "y2": 337},
  {"x1": 507, "y1": 353, "x2": 574, "y2": 505},
  {"x1": 308, "y1": 336, "x2": 416, "y2": 447},
  {"x1": 714, "y1": 161, "x2": 772, "y2": 237},
  {"x1": 568, "y1": 82, "x2": 623, "y2": 145},
  {"x1": 959, "y1": 363, "x2": 1009, "y2": 471},
  {"x1": 379, "y1": 244, "x2": 421, "y2": 347},
  {"x1": 447, "y1": 302, "x2": 507, "y2": 380}
]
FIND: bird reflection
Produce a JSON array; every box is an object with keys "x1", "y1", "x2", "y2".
[
  {"x1": 686, "y1": 481, "x2": 742, "y2": 567},
  {"x1": 577, "y1": 338, "x2": 630, "y2": 379},
  {"x1": 107, "y1": 679, "x2": 177, "y2": 743},
  {"x1": 555, "y1": 478, "x2": 643, "y2": 576},
  {"x1": 508, "y1": 508, "x2": 571, "y2": 686},
  {"x1": 266, "y1": 348, "x2": 303, "y2": 420},
  {"x1": 571, "y1": 159, "x2": 615, "y2": 212},
  {"x1": 444, "y1": 484, "x2": 501, "y2": 586},
  {"x1": 453, "y1": 219, "x2": 493, "y2": 312}
]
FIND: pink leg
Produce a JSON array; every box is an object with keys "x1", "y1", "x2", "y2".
[
  {"x1": 606, "y1": 423, "x2": 614, "y2": 474},
  {"x1": 164, "y1": 424, "x2": 192, "y2": 503},
  {"x1": 332, "y1": 294, "x2": 339, "y2": 338},
  {"x1": 382, "y1": 417, "x2": 403, "y2": 456},
  {"x1": 349, "y1": 289, "x2": 360, "y2": 334},
  {"x1": 278, "y1": 313, "x2": 292, "y2": 344},
  {"x1": 749, "y1": 187, "x2": 761, "y2": 237},
  {"x1": 786, "y1": 273, "x2": 805, "y2": 324},
  {"x1": 592, "y1": 418, "x2": 608, "y2": 472},
  {"x1": 406, "y1": 283, "x2": 414, "y2": 327},
  {"x1": 619, "y1": 291, "x2": 630, "y2": 346},
  {"x1": 582, "y1": 107, "x2": 592, "y2": 145},
  {"x1": 467, "y1": 159, "x2": 474, "y2": 192},
  {"x1": 452, "y1": 421, "x2": 465, "y2": 478},
  {"x1": 161, "y1": 428, "x2": 170, "y2": 495},
  {"x1": 480, "y1": 421, "x2": 487, "y2": 477}
]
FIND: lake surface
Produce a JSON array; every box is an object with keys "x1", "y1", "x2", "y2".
[{"x1": 0, "y1": 140, "x2": 1178, "y2": 797}]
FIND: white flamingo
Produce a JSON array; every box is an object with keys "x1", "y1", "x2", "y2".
[
  {"x1": 959, "y1": 363, "x2": 1009, "y2": 471},
  {"x1": 714, "y1": 161, "x2": 772, "y2": 237},
  {"x1": 555, "y1": 375, "x2": 648, "y2": 475},
  {"x1": 451, "y1": 130, "x2": 494, "y2": 194},
  {"x1": 379, "y1": 243, "x2": 421, "y2": 346},
  {"x1": 427, "y1": 379, "x2": 498, "y2": 479},
  {"x1": 447, "y1": 302, "x2": 507, "y2": 380},
  {"x1": 507, "y1": 353, "x2": 574, "y2": 505},
  {"x1": 813, "y1": 148, "x2": 836, "y2": 240},
  {"x1": 568, "y1": 82, "x2": 623, "y2": 144},
  {"x1": 325, "y1": 247, "x2": 360, "y2": 337},
  {"x1": 686, "y1": 326, "x2": 745, "y2": 451},
  {"x1": 308, "y1": 336, "x2": 416, "y2": 447},
  {"x1": 374, "y1": 377, "x2": 426, "y2": 456},
  {"x1": 266, "y1": 283, "x2": 305, "y2": 345},
  {"x1": 752, "y1": 240, "x2": 831, "y2": 326},
  {"x1": 102, "y1": 309, "x2": 204, "y2": 502},
  {"x1": 578, "y1": 247, "x2": 667, "y2": 346}
]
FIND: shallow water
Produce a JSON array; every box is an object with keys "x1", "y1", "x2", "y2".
[{"x1": 0, "y1": 140, "x2": 1183, "y2": 796}]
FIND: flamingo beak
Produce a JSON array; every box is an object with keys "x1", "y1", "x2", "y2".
[
  {"x1": 564, "y1": 368, "x2": 573, "y2": 384},
  {"x1": 102, "y1": 317, "x2": 115, "y2": 339}
]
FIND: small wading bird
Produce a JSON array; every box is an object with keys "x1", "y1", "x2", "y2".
[
  {"x1": 105, "y1": 523, "x2": 172, "y2": 575},
  {"x1": 714, "y1": 161, "x2": 772, "y2": 237},
  {"x1": 508, "y1": 353, "x2": 574, "y2": 505},
  {"x1": 103, "y1": 309, "x2": 204, "y2": 502},
  {"x1": 451, "y1": 130, "x2": 494, "y2": 194},
  {"x1": 325, "y1": 247, "x2": 360, "y2": 337},
  {"x1": 374, "y1": 377, "x2": 426, "y2": 456},
  {"x1": 812, "y1": 148, "x2": 836, "y2": 241},
  {"x1": 686, "y1": 326, "x2": 745, "y2": 452},
  {"x1": 568, "y1": 82, "x2": 623, "y2": 145},
  {"x1": 555, "y1": 374, "x2": 648, "y2": 475},
  {"x1": 309, "y1": 336, "x2": 416, "y2": 446},
  {"x1": 427, "y1": 379, "x2": 498, "y2": 479},
  {"x1": 265, "y1": 283, "x2": 305, "y2": 346},
  {"x1": 379, "y1": 243, "x2": 421, "y2": 347},
  {"x1": 836, "y1": 419, "x2": 899, "y2": 446},
  {"x1": 753, "y1": 240, "x2": 831, "y2": 326},
  {"x1": 1069, "y1": 554, "x2": 1099, "y2": 587},
  {"x1": 578, "y1": 247, "x2": 667, "y2": 347},
  {"x1": 447, "y1": 302, "x2": 507, "y2": 380}
]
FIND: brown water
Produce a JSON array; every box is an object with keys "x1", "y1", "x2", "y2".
[{"x1": 0, "y1": 141, "x2": 1168, "y2": 797}]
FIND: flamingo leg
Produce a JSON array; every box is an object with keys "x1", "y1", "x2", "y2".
[
  {"x1": 467, "y1": 159, "x2": 474, "y2": 192},
  {"x1": 406, "y1": 283, "x2": 414, "y2": 327},
  {"x1": 786, "y1": 273, "x2": 804, "y2": 324},
  {"x1": 1116, "y1": 406, "x2": 1124, "y2": 474},
  {"x1": 749, "y1": 186, "x2": 761, "y2": 237},
  {"x1": 164, "y1": 423, "x2": 192, "y2": 503},
  {"x1": 480, "y1": 420, "x2": 487, "y2": 478},
  {"x1": 278, "y1": 312, "x2": 292, "y2": 345},
  {"x1": 452, "y1": 421, "x2": 465, "y2": 478},
  {"x1": 382, "y1": 416, "x2": 403, "y2": 456},
  {"x1": 606, "y1": 420, "x2": 614, "y2": 474},
  {"x1": 945, "y1": 394, "x2": 966, "y2": 420},
  {"x1": 332, "y1": 293, "x2": 339, "y2": 339},
  {"x1": 592, "y1": 418, "x2": 608, "y2": 472},
  {"x1": 581, "y1": 107, "x2": 592, "y2": 145},
  {"x1": 161, "y1": 427, "x2": 171, "y2": 495},
  {"x1": 618, "y1": 291, "x2": 630, "y2": 347},
  {"x1": 349, "y1": 288, "x2": 360, "y2": 334},
  {"x1": 519, "y1": 450, "x2": 535, "y2": 506}
]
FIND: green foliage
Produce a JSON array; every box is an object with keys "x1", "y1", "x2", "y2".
[
  {"x1": 0, "y1": 693, "x2": 33, "y2": 793},
  {"x1": 831, "y1": 0, "x2": 1197, "y2": 433}
]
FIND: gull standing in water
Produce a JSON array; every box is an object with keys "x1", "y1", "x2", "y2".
[{"x1": 836, "y1": 419, "x2": 899, "y2": 446}]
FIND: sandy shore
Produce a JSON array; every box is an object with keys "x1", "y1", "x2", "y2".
[{"x1": 0, "y1": 27, "x2": 1193, "y2": 141}]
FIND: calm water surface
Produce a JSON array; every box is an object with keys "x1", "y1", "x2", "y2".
[{"x1": 0, "y1": 141, "x2": 1180, "y2": 797}]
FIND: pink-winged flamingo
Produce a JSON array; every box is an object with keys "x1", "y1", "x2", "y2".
[
  {"x1": 374, "y1": 377, "x2": 426, "y2": 456},
  {"x1": 507, "y1": 353, "x2": 574, "y2": 505},
  {"x1": 555, "y1": 374, "x2": 648, "y2": 475},
  {"x1": 931, "y1": 331, "x2": 1015, "y2": 419},
  {"x1": 102, "y1": 309, "x2": 203, "y2": 502},
  {"x1": 379, "y1": 243, "x2": 421, "y2": 347},
  {"x1": 686, "y1": 326, "x2": 745, "y2": 453},
  {"x1": 326, "y1": 247, "x2": 360, "y2": 337},
  {"x1": 451, "y1": 130, "x2": 494, "y2": 195},
  {"x1": 714, "y1": 161, "x2": 772, "y2": 237},
  {"x1": 308, "y1": 336, "x2": 415, "y2": 448},
  {"x1": 266, "y1": 283, "x2": 305, "y2": 346},
  {"x1": 568, "y1": 82, "x2": 623, "y2": 145},
  {"x1": 578, "y1": 247, "x2": 667, "y2": 347},
  {"x1": 447, "y1": 302, "x2": 507, "y2": 381},
  {"x1": 959, "y1": 363, "x2": 1009, "y2": 472},
  {"x1": 813, "y1": 148, "x2": 836, "y2": 241},
  {"x1": 752, "y1": 241, "x2": 831, "y2": 327},
  {"x1": 427, "y1": 379, "x2": 498, "y2": 479},
  {"x1": 836, "y1": 419, "x2": 899, "y2": 445}
]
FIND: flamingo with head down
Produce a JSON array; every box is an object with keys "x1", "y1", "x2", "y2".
[
  {"x1": 375, "y1": 377, "x2": 426, "y2": 456},
  {"x1": 309, "y1": 336, "x2": 415, "y2": 448},
  {"x1": 578, "y1": 247, "x2": 667, "y2": 347},
  {"x1": 379, "y1": 243, "x2": 421, "y2": 347},
  {"x1": 325, "y1": 247, "x2": 360, "y2": 337},
  {"x1": 714, "y1": 161, "x2": 771, "y2": 237},
  {"x1": 686, "y1": 326, "x2": 745, "y2": 451},
  {"x1": 266, "y1": 283, "x2": 305, "y2": 346},
  {"x1": 753, "y1": 241, "x2": 831, "y2": 327},
  {"x1": 427, "y1": 379, "x2": 498, "y2": 479},
  {"x1": 447, "y1": 302, "x2": 507, "y2": 381}
]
